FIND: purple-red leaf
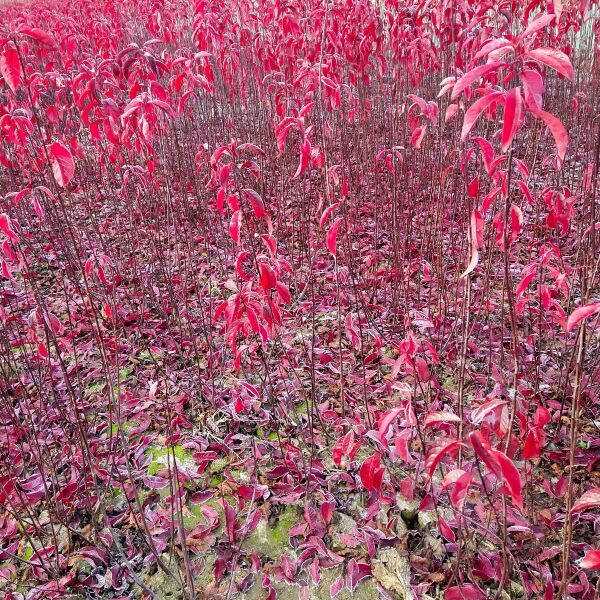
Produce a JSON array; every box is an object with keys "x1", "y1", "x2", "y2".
[
  {"x1": 293, "y1": 138, "x2": 311, "y2": 179},
  {"x1": 229, "y1": 210, "x2": 241, "y2": 244},
  {"x1": 501, "y1": 87, "x2": 522, "y2": 152},
  {"x1": 0, "y1": 44, "x2": 21, "y2": 92},
  {"x1": 580, "y1": 550, "x2": 600, "y2": 570},
  {"x1": 359, "y1": 452, "x2": 384, "y2": 493},
  {"x1": 566, "y1": 303, "x2": 600, "y2": 332},
  {"x1": 529, "y1": 108, "x2": 568, "y2": 167},
  {"x1": 49, "y1": 142, "x2": 75, "y2": 187},
  {"x1": 451, "y1": 62, "x2": 504, "y2": 100},
  {"x1": 461, "y1": 91, "x2": 503, "y2": 141},
  {"x1": 572, "y1": 488, "x2": 600, "y2": 514},
  {"x1": 526, "y1": 47, "x2": 574, "y2": 81},
  {"x1": 519, "y1": 69, "x2": 544, "y2": 110},
  {"x1": 326, "y1": 218, "x2": 342, "y2": 257}
]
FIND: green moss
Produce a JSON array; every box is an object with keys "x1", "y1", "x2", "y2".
[
  {"x1": 147, "y1": 445, "x2": 195, "y2": 475},
  {"x1": 195, "y1": 555, "x2": 216, "y2": 588},
  {"x1": 85, "y1": 380, "x2": 104, "y2": 396},
  {"x1": 208, "y1": 456, "x2": 230, "y2": 474},
  {"x1": 210, "y1": 475, "x2": 223, "y2": 486},
  {"x1": 137, "y1": 349, "x2": 160, "y2": 364},
  {"x1": 21, "y1": 544, "x2": 33, "y2": 561},
  {"x1": 118, "y1": 366, "x2": 132, "y2": 381},
  {"x1": 295, "y1": 400, "x2": 309, "y2": 415},
  {"x1": 244, "y1": 506, "x2": 300, "y2": 560}
]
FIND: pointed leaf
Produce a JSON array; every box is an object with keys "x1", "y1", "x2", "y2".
[
  {"x1": 293, "y1": 138, "x2": 311, "y2": 179},
  {"x1": 519, "y1": 69, "x2": 544, "y2": 110},
  {"x1": 359, "y1": 452, "x2": 384, "y2": 492},
  {"x1": 526, "y1": 47, "x2": 574, "y2": 81},
  {"x1": 326, "y1": 218, "x2": 342, "y2": 257},
  {"x1": 571, "y1": 487, "x2": 600, "y2": 514},
  {"x1": 49, "y1": 142, "x2": 75, "y2": 187},
  {"x1": 229, "y1": 210, "x2": 241, "y2": 244},
  {"x1": 520, "y1": 14, "x2": 556, "y2": 40},
  {"x1": 319, "y1": 203, "x2": 339, "y2": 229},
  {"x1": 461, "y1": 91, "x2": 503, "y2": 140},
  {"x1": 502, "y1": 87, "x2": 522, "y2": 152},
  {"x1": 580, "y1": 550, "x2": 600, "y2": 570},
  {"x1": 566, "y1": 303, "x2": 600, "y2": 332},
  {"x1": 378, "y1": 408, "x2": 403, "y2": 448},
  {"x1": 451, "y1": 62, "x2": 504, "y2": 100},
  {"x1": 0, "y1": 44, "x2": 21, "y2": 92},
  {"x1": 529, "y1": 108, "x2": 568, "y2": 167}
]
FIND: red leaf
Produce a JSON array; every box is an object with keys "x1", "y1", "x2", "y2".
[
  {"x1": 56, "y1": 482, "x2": 77, "y2": 504},
  {"x1": 509, "y1": 203, "x2": 523, "y2": 244},
  {"x1": 359, "y1": 452, "x2": 384, "y2": 492},
  {"x1": 471, "y1": 398, "x2": 508, "y2": 425},
  {"x1": 19, "y1": 27, "x2": 59, "y2": 50},
  {"x1": 474, "y1": 38, "x2": 513, "y2": 61},
  {"x1": 330, "y1": 575, "x2": 344, "y2": 597},
  {"x1": 460, "y1": 210, "x2": 484, "y2": 278},
  {"x1": 472, "y1": 137, "x2": 495, "y2": 174},
  {"x1": 243, "y1": 189, "x2": 266, "y2": 218},
  {"x1": 235, "y1": 251, "x2": 252, "y2": 281},
  {"x1": 523, "y1": 429, "x2": 542, "y2": 459},
  {"x1": 275, "y1": 282, "x2": 291, "y2": 304},
  {"x1": 467, "y1": 176, "x2": 479, "y2": 198},
  {"x1": 451, "y1": 62, "x2": 504, "y2": 100},
  {"x1": 482, "y1": 186, "x2": 501, "y2": 212},
  {"x1": 529, "y1": 108, "x2": 568, "y2": 167},
  {"x1": 526, "y1": 47, "x2": 574, "y2": 81},
  {"x1": 0, "y1": 44, "x2": 21, "y2": 92},
  {"x1": 326, "y1": 218, "x2": 342, "y2": 257},
  {"x1": 461, "y1": 91, "x2": 503, "y2": 140},
  {"x1": 520, "y1": 14, "x2": 556, "y2": 40},
  {"x1": 519, "y1": 69, "x2": 544, "y2": 110},
  {"x1": 275, "y1": 117, "x2": 295, "y2": 154},
  {"x1": 49, "y1": 142, "x2": 75, "y2": 187},
  {"x1": 378, "y1": 408, "x2": 402, "y2": 448},
  {"x1": 319, "y1": 203, "x2": 339, "y2": 229},
  {"x1": 259, "y1": 263, "x2": 277, "y2": 291},
  {"x1": 0, "y1": 214, "x2": 19, "y2": 243},
  {"x1": 494, "y1": 449, "x2": 523, "y2": 509},
  {"x1": 469, "y1": 431, "x2": 502, "y2": 477},
  {"x1": 411, "y1": 125, "x2": 426, "y2": 149},
  {"x1": 414, "y1": 356, "x2": 430, "y2": 381},
  {"x1": 464, "y1": 239, "x2": 485, "y2": 279},
  {"x1": 566, "y1": 303, "x2": 600, "y2": 332},
  {"x1": 445, "y1": 103, "x2": 459, "y2": 122},
  {"x1": 516, "y1": 272, "x2": 536, "y2": 297},
  {"x1": 442, "y1": 470, "x2": 473, "y2": 511},
  {"x1": 515, "y1": 179, "x2": 533, "y2": 205},
  {"x1": 229, "y1": 210, "x2": 241, "y2": 244},
  {"x1": 293, "y1": 137, "x2": 311, "y2": 179},
  {"x1": 346, "y1": 559, "x2": 371, "y2": 592},
  {"x1": 425, "y1": 438, "x2": 463, "y2": 476},
  {"x1": 445, "y1": 584, "x2": 485, "y2": 600},
  {"x1": 580, "y1": 550, "x2": 600, "y2": 570},
  {"x1": 424, "y1": 411, "x2": 461, "y2": 427},
  {"x1": 333, "y1": 430, "x2": 355, "y2": 467},
  {"x1": 571, "y1": 488, "x2": 600, "y2": 514},
  {"x1": 470, "y1": 431, "x2": 522, "y2": 508},
  {"x1": 501, "y1": 87, "x2": 522, "y2": 152},
  {"x1": 438, "y1": 516, "x2": 455, "y2": 542}
]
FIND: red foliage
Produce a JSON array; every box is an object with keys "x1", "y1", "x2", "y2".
[{"x1": 0, "y1": 0, "x2": 598, "y2": 598}]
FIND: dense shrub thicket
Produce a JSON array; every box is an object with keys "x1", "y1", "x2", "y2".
[{"x1": 0, "y1": 0, "x2": 599, "y2": 598}]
